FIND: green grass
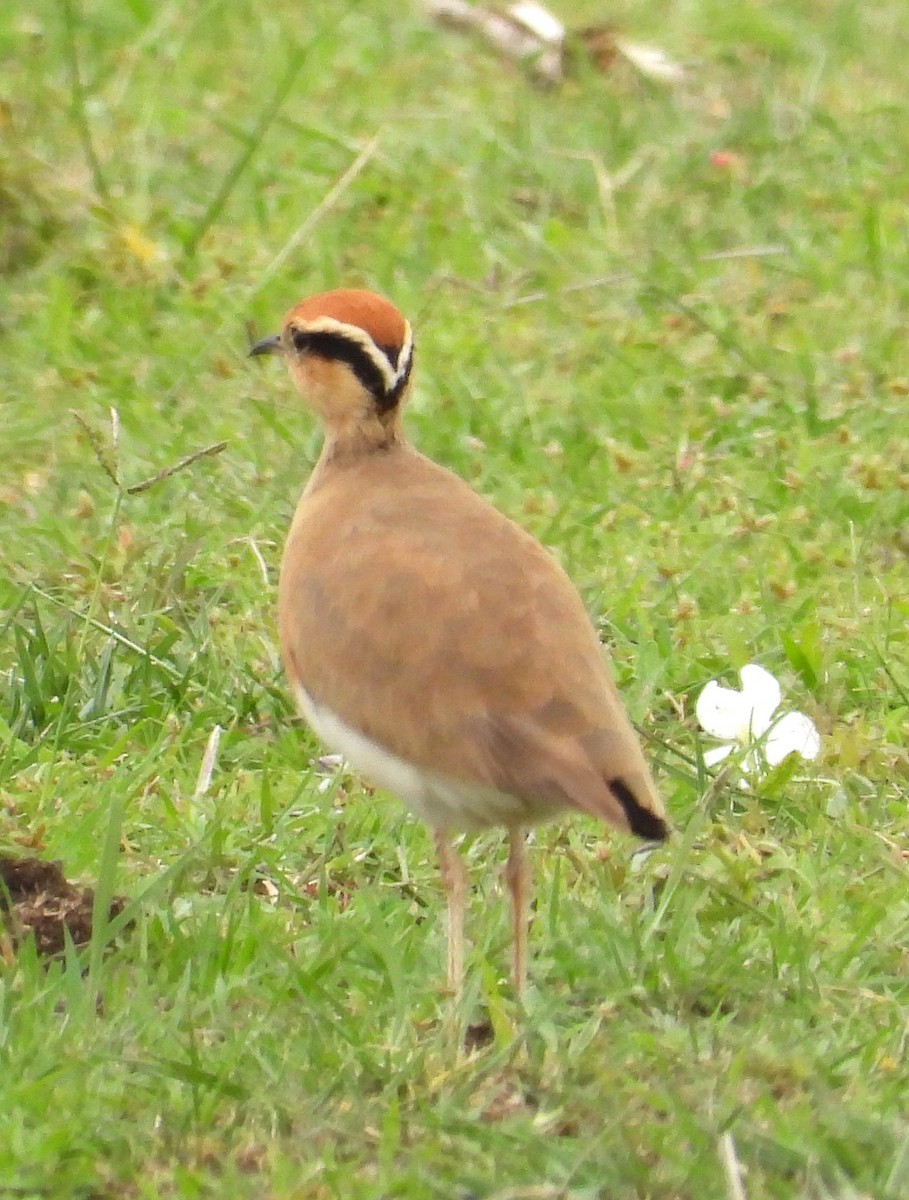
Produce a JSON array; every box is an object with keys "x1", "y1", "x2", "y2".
[{"x1": 1, "y1": 0, "x2": 908, "y2": 1195}]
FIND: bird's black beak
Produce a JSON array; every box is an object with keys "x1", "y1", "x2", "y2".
[{"x1": 248, "y1": 334, "x2": 284, "y2": 358}]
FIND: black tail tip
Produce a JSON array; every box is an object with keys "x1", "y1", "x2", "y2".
[{"x1": 608, "y1": 777, "x2": 670, "y2": 842}]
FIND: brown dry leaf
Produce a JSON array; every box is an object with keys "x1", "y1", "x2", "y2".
[
  {"x1": 613, "y1": 36, "x2": 685, "y2": 83},
  {"x1": 577, "y1": 23, "x2": 619, "y2": 71},
  {"x1": 428, "y1": 3, "x2": 686, "y2": 88},
  {"x1": 428, "y1": 0, "x2": 565, "y2": 83},
  {"x1": 579, "y1": 25, "x2": 685, "y2": 84},
  {"x1": 253, "y1": 877, "x2": 280, "y2": 903}
]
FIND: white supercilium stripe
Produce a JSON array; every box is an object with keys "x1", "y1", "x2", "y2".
[{"x1": 299, "y1": 316, "x2": 413, "y2": 391}]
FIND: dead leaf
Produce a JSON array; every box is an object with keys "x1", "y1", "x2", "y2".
[
  {"x1": 579, "y1": 26, "x2": 685, "y2": 84},
  {"x1": 613, "y1": 36, "x2": 685, "y2": 84},
  {"x1": 427, "y1": 0, "x2": 565, "y2": 83}
]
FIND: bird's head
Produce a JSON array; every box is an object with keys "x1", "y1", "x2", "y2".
[{"x1": 250, "y1": 289, "x2": 414, "y2": 440}]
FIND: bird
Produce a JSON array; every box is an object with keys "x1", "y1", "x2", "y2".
[{"x1": 250, "y1": 288, "x2": 668, "y2": 999}]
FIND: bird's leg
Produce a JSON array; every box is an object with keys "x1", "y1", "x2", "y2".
[
  {"x1": 435, "y1": 830, "x2": 467, "y2": 1000},
  {"x1": 505, "y1": 826, "x2": 529, "y2": 998}
]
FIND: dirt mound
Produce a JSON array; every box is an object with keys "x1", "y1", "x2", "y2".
[{"x1": 0, "y1": 855, "x2": 127, "y2": 958}]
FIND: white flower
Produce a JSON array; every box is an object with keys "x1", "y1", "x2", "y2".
[{"x1": 696, "y1": 663, "x2": 821, "y2": 776}]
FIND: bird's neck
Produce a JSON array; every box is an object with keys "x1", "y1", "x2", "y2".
[{"x1": 314, "y1": 413, "x2": 406, "y2": 472}]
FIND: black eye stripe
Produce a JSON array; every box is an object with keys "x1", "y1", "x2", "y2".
[
  {"x1": 290, "y1": 328, "x2": 412, "y2": 412},
  {"x1": 291, "y1": 329, "x2": 400, "y2": 370},
  {"x1": 291, "y1": 329, "x2": 387, "y2": 400}
]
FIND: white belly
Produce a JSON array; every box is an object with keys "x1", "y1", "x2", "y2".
[{"x1": 293, "y1": 684, "x2": 534, "y2": 831}]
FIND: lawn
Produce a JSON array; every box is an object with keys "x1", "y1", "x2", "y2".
[{"x1": 1, "y1": 0, "x2": 907, "y2": 1196}]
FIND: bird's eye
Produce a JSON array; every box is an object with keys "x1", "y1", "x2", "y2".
[{"x1": 291, "y1": 328, "x2": 310, "y2": 353}]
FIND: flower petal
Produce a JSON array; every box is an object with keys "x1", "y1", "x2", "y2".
[
  {"x1": 696, "y1": 680, "x2": 753, "y2": 741},
  {"x1": 764, "y1": 711, "x2": 821, "y2": 765},
  {"x1": 739, "y1": 664, "x2": 781, "y2": 736},
  {"x1": 703, "y1": 743, "x2": 734, "y2": 768}
]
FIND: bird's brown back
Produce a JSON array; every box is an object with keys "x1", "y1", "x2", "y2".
[{"x1": 278, "y1": 444, "x2": 666, "y2": 838}]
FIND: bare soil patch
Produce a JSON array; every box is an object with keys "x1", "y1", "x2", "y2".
[{"x1": 0, "y1": 855, "x2": 127, "y2": 958}]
